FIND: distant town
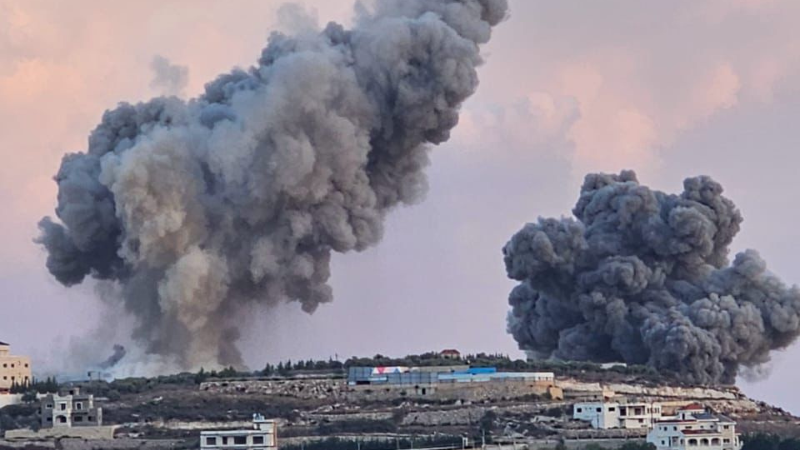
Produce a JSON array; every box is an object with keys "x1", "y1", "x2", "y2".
[{"x1": 1, "y1": 342, "x2": 797, "y2": 450}]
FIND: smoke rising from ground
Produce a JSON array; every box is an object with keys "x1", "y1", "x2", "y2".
[
  {"x1": 37, "y1": 0, "x2": 508, "y2": 372},
  {"x1": 503, "y1": 170, "x2": 800, "y2": 384},
  {"x1": 99, "y1": 345, "x2": 127, "y2": 369}
]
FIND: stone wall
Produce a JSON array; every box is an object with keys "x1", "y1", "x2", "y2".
[{"x1": 4, "y1": 425, "x2": 117, "y2": 440}]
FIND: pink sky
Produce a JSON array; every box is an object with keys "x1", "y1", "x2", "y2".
[{"x1": 3, "y1": 0, "x2": 800, "y2": 411}]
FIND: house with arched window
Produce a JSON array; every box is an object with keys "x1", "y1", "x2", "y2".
[
  {"x1": 40, "y1": 386, "x2": 103, "y2": 428},
  {"x1": 646, "y1": 403, "x2": 741, "y2": 450}
]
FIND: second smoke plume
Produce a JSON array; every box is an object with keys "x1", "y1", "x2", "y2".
[{"x1": 504, "y1": 171, "x2": 800, "y2": 384}]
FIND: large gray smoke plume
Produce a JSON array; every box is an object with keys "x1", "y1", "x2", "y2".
[
  {"x1": 503, "y1": 170, "x2": 800, "y2": 384},
  {"x1": 38, "y1": 0, "x2": 508, "y2": 371}
]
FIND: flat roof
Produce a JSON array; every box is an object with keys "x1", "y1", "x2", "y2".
[{"x1": 201, "y1": 430, "x2": 273, "y2": 436}]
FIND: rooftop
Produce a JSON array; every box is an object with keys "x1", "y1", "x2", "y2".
[
  {"x1": 681, "y1": 403, "x2": 706, "y2": 411},
  {"x1": 0, "y1": 341, "x2": 8, "y2": 346}
]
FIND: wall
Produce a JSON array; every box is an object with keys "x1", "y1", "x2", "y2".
[
  {"x1": 0, "y1": 394, "x2": 22, "y2": 408},
  {"x1": 4, "y1": 425, "x2": 116, "y2": 440}
]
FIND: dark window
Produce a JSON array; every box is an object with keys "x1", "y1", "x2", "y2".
[
  {"x1": 205, "y1": 437, "x2": 217, "y2": 446},
  {"x1": 253, "y1": 436, "x2": 265, "y2": 444},
  {"x1": 576, "y1": 408, "x2": 583, "y2": 413},
  {"x1": 88, "y1": 416, "x2": 93, "y2": 421},
  {"x1": 609, "y1": 407, "x2": 616, "y2": 412},
  {"x1": 47, "y1": 417, "x2": 52, "y2": 422},
  {"x1": 60, "y1": 403, "x2": 66, "y2": 411},
  {"x1": 75, "y1": 416, "x2": 83, "y2": 422},
  {"x1": 233, "y1": 436, "x2": 247, "y2": 445},
  {"x1": 596, "y1": 407, "x2": 602, "y2": 412}
]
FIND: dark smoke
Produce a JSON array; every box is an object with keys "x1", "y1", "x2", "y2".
[
  {"x1": 503, "y1": 170, "x2": 800, "y2": 385},
  {"x1": 99, "y1": 345, "x2": 127, "y2": 369},
  {"x1": 37, "y1": 0, "x2": 509, "y2": 371}
]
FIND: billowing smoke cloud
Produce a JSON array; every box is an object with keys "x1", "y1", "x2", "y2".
[
  {"x1": 149, "y1": 55, "x2": 189, "y2": 97},
  {"x1": 37, "y1": 0, "x2": 508, "y2": 372},
  {"x1": 503, "y1": 170, "x2": 800, "y2": 384},
  {"x1": 99, "y1": 345, "x2": 127, "y2": 369}
]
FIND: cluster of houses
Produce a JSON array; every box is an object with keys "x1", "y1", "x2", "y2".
[{"x1": 573, "y1": 401, "x2": 741, "y2": 450}]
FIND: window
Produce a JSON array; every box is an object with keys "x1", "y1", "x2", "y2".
[
  {"x1": 576, "y1": 408, "x2": 583, "y2": 413},
  {"x1": 46, "y1": 404, "x2": 53, "y2": 409},
  {"x1": 689, "y1": 439, "x2": 698, "y2": 447},
  {"x1": 88, "y1": 416, "x2": 94, "y2": 421},
  {"x1": 661, "y1": 441, "x2": 666, "y2": 446},
  {"x1": 233, "y1": 436, "x2": 247, "y2": 445},
  {"x1": 609, "y1": 407, "x2": 616, "y2": 412},
  {"x1": 674, "y1": 426, "x2": 678, "y2": 431},
  {"x1": 24, "y1": 364, "x2": 28, "y2": 368},
  {"x1": 2, "y1": 364, "x2": 6, "y2": 368},
  {"x1": 60, "y1": 403, "x2": 67, "y2": 411},
  {"x1": 47, "y1": 417, "x2": 52, "y2": 422},
  {"x1": 205, "y1": 437, "x2": 217, "y2": 446},
  {"x1": 253, "y1": 436, "x2": 265, "y2": 445},
  {"x1": 75, "y1": 416, "x2": 83, "y2": 423},
  {"x1": 723, "y1": 425, "x2": 730, "y2": 430},
  {"x1": 724, "y1": 439, "x2": 731, "y2": 444},
  {"x1": 75, "y1": 402, "x2": 83, "y2": 411},
  {"x1": 596, "y1": 407, "x2": 602, "y2": 412}
]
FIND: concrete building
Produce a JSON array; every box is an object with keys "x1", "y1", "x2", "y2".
[
  {"x1": 647, "y1": 404, "x2": 741, "y2": 450},
  {"x1": 0, "y1": 341, "x2": 32, "y2": 393},
  {"x1": 40, "y1": 386, "x2": 102, "y2": 428},
  {"x1": 573, "y1": 401, "x2": 663, "y2": 429},
  {"x1": 201, "y1": 414, "x2": 277, "y2": 450}
]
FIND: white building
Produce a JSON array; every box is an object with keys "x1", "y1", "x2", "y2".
[
  {"x1": 647, "y1": 404, "x2": 741, "y2": 450},
  {"x1": 201, "y1": 414, "x2": 277, "y2": 450},
  {"x1": 573, "y1": 401, "x2": 663, "y2": 429}
]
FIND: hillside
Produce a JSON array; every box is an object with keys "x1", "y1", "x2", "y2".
[{"x1": 0, "y1": 358, "x2": 798, "y2": 450}]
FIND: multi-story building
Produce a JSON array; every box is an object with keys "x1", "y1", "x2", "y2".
[
  {"x1": 0, "y1": 341, "x2": 32, "y2": 393},
  {"x1": 647, "y1": 404, "x2": 741, "y2": 450},
  {"x1": 201, "y1": 414, "x2": 277, "y2": 450},
  {"x1": 573, "y1": 401, "x2": 663, "y2": 429},
  {"x1": 40, "y1": 386, "x2": 103, "y2": 428}
]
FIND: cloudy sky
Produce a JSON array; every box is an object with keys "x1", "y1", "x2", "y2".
[{"x1": 2, "y1": 0, "x2": 800, "y2": 411}]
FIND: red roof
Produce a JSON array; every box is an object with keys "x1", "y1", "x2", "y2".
[
  {"x1": 681, "y1": 403, "x2": 705, "y2": 411},
  {"x1": 441, "y1": 349, "x2": 460, "y2": 355}
]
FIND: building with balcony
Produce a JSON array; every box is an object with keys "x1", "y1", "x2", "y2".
[
  {"x1": 40, "y1": 386, "x2": 102, "y2": 428},
  {"x1": 573, "y1": 401, "x2": 663, "y2": 429},
  {"x1": 646, "y1": 404, "x2": 741, "y2": 450},
  {"x1": 201, "y1": 414, "x2": 277, "y2": 450}
]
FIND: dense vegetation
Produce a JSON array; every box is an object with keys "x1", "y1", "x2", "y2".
[{"x1": 743, "y1": 433, "x2": 800, "y2": 450}]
